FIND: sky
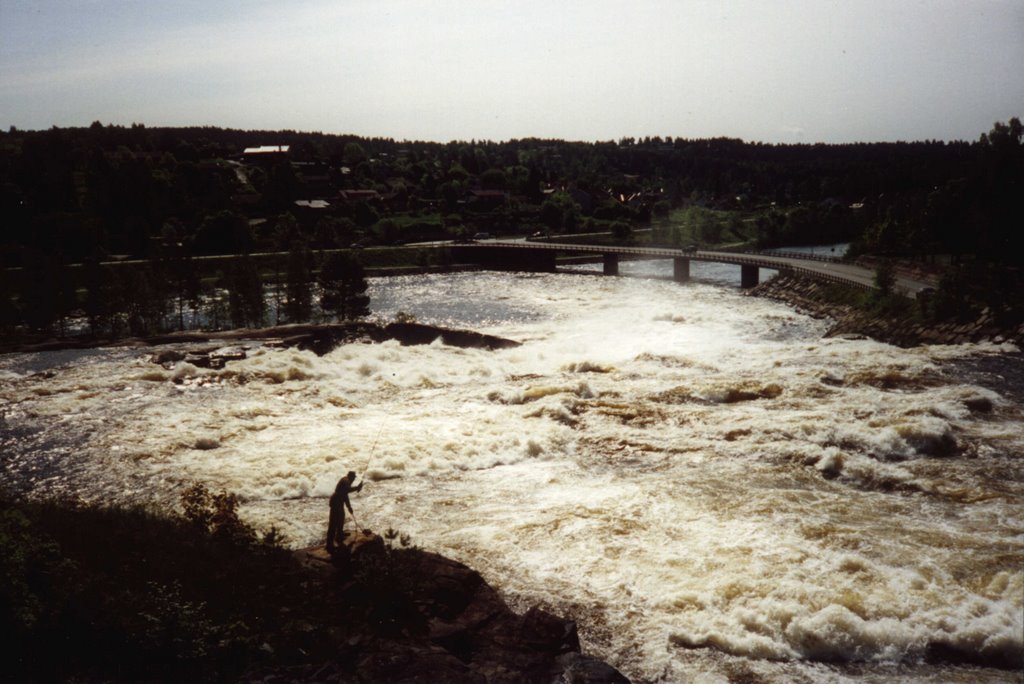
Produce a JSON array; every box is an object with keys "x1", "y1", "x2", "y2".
[{"x1": 1, "y1": 0, "x2": 1022, "y2": 144}]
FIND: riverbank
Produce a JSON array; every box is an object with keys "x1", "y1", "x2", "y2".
[
  {"x1": 750, "y1": 273, "x2": 1024, "y2": 348},
  {"x1": 0, "y1": 493, "x2": 627, "y2": 683}
]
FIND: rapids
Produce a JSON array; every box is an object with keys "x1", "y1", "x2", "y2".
[{"x1": 2, "y1": 264, "x2": 1022, "y2": 682}]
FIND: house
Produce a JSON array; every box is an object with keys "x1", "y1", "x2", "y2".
[
  {"x1": 292, "y1": 161, "x2": 333, "y2": 196},
  {"x1": 241, "y1": 145, "x2": 290, "y2": 164},
  {"x1": 294, "y1": 200, "x2": 331, "y2": 210},
  {"x1": 337, "y1": 189, "x2": 381, "y2": 203},
  {"x1": 466, "y1": 189, "x2": 509, "y2": 211}
]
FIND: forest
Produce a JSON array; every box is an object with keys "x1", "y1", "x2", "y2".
[{"x1": 0, "y1": 119, "x2": 1021, "y2": 342}]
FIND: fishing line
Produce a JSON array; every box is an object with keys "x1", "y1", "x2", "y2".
[
  {"x1": 283, "y1": 415, "x2": 387, "y2": 502},
  {"x1": 362, "y1": 414, "x2": 388, "y2": 476},
  {"x1": 345, "y1": 414, "x2": 388, "y2": 532}
]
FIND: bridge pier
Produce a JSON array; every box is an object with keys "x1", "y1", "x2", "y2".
[
  {"x1": 673, "y1": 257, "x2": 690, "y2": 283},
  {"x1": 740, "y1": 264, "x2": 759, "y2": 288},
  {"x1": 603, "y1": 253, "x2": 619, "y2": 276}
]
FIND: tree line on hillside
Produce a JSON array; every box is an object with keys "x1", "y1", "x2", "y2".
[{"x1": 0, "y1": 119, "x2": 1020, "y2": 339}]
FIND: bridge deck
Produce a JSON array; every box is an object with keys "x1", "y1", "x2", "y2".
[{"x1": 462, "y1": 241, "x2": 935, "y2": 297}]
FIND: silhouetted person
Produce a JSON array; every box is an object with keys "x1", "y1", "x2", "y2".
[{"x1": 326, "y1": 470, "x2": 363, "y2": 554}]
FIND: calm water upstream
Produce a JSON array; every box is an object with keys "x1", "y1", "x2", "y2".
[{"x1": 2, "y1": 263, "x2": 1022, "y2": 683}]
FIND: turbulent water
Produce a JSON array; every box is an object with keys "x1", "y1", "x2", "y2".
[{"x1": 2, "y1": 262, "x2": 1022, "y2": 683}]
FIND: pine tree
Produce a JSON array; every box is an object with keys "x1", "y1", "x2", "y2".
[
  {"x1": 225, "y1": 255, "x2": 264, "y2": 328},
  {"x1": 285, "y1": 242, "x2": 313, "y2": 323},
  {"x1": 317, "y1": 252, "x2": 369, "y2": 322}
]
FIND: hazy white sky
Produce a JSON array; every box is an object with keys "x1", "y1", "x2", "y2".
[{"x1": 1, "y1": 0, "x2": 1021, "y2": 143}]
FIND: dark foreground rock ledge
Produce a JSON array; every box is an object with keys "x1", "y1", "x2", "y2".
[{"x1": 242, "y1": 531, "x2": 628, "y2": 683}]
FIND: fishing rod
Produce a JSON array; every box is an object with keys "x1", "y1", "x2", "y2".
[
  {"x1": 346, "y1": 414, "x2": 389, "y2": 533},
  {"x1": 362, "y1": 415, "x2": 388, "y2": 477}
]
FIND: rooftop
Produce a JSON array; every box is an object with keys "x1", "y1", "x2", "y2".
[{"x1": 243, "y1": 145, "x2": 290, "y2": 155}]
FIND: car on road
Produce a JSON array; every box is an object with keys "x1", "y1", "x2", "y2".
[{"x1": 472, "y1": 232, "x2": 491, "y2": 240}]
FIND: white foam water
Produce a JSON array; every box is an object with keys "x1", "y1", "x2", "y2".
[{"x1": 1, "y1": 268, "x2": 1021, "y2": 682}]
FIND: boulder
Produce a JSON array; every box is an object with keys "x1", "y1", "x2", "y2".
[
  {"x1": 151, "y1": 349, "x2": 186, "y2": 366},
  {"x1": 384, "y1": 322, "x2": 521, "y2": 350},
  {"x1": 964, "y1": 396, "x2": 994, "y2": 414},
  {"x1": 295, "y1": 533, "x2": 629, "y2": 683}
]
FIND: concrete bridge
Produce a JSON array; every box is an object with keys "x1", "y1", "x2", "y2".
[{"x1": 451, "y1": 241, "x2": 935, "y2": 298}]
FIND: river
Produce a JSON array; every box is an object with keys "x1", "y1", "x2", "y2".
[{"x1": 1, "y1": 263, "x2": 1022, "y2": 682}]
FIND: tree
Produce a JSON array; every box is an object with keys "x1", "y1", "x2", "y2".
[
  {"x1": 224, "y1": 255, "x2": 264, "y2": 328},
  {"x1": 318, "y1": 252, "x2": 369, "y2": 321},
  {"x1": 343, "y1": 142, "x2": 368, "y2": 168},
  {"x1": 697, "y1": 210, "x2": 723, "y2": 244},
  {"x1": 118, "y1": 266, "x2": 165, "y2": 336},
  {"x1": 373, "y1": 218, "x2": 400, "y2": 245},
  {"x1": 261, "y1": 161, "x2": 299, "y2": 213},
  {"x1": 19, "y1": 250, "x2": 69, "y2": 334},
  {"x1": 539, "y1": 192, "x2": 581, "y2": 233},
  {"x1": 313, "y1": 216, "x2": 355, "y2": 249},
  {"x1": 0, "y1": 267, "x2": 19, "y2": 334},
  {"x1": 610, "y1": 221, "x2": 632, "y2": 241},
  {"x1": 193, "y1": 210, "x2": 254, "y2": 256},
  {"x1": 156, "y1": 219, "x2": 199, "y2": 331},
  {"x1": 271, "y1": 213, "x2": 301, "y2": 251},
  {"x1": 980, "y1": 116, "x2": 1023, "y2": 150},
  {"x1": 873, "y1": 259, "x2": 895, "y2": 297},
  {"x1": 83, "y1": 257, "x2": 116, "y2": 336},
  {"x1": 480, "y1": 167, "x2": 507, "y2": 190},
  {"x1": 284, "y1": 242, "x2": 313, "y2": 323}
]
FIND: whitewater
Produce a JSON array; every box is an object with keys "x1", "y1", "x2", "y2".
[{"x1": 1, "y1": 262, "x2": 1022, "y2": 682}]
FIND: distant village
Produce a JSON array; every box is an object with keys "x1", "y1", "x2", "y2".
[
  {"x1": 230, "y1": 140, "x2": 673, "y2": 251},
  {"x1": 6, "y1": 123, "x2": 1011, "y2": 266},
  {"x1": 1, "y1": 122, "x2": 1019, "y2": 340}
]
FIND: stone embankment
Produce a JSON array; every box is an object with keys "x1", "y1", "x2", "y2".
[
  {"x1": 751, "y1": 274, "x2": 1024, "y2": 348},
  {"x1": 245, "y1": 531, "x2": 628, "y2": 684}
]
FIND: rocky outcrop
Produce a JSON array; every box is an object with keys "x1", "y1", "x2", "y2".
[
  {"x1": 14, "y1": 321, "x2": 521, "y2": 357},
  {"x1": 142, "y1": 322, "x2": 520, "y2": 368},
  {"x1": 382, "y1": 322, "x2": 521, "y2": 351},
  {"x1": 750, "y1": 274, "x2": 1024, "y2": 348},
  {"x1": 249, "y1": 532, "x2": 629, "y2": 683},
  {"x1": 151, "y1": 345, "x2": 249, "y2": 369}
]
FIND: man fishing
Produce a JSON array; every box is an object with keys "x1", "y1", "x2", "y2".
[{"x1": 326, "y1": 470, "x2": 363, "y2": 554}]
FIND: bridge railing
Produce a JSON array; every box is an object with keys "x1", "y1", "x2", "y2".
[
  {"x1": 465, "y1": 241, "x2": 876, "y2": 290},
  {"x1": 486, "y1": 241, "x2": 682, "y2": 257},
  {"x1": 485, "y1": 241, "x2": 843, "y2": 263},
  {"x1": 742, "y1": 249, "x2": 844, "y2": 263},
  {"x1": 773, "y1": 264, "x2": 873, "y2": 291},
  {"x1": 485, "y1": 241, "x2": 696, "y2": 258}
]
